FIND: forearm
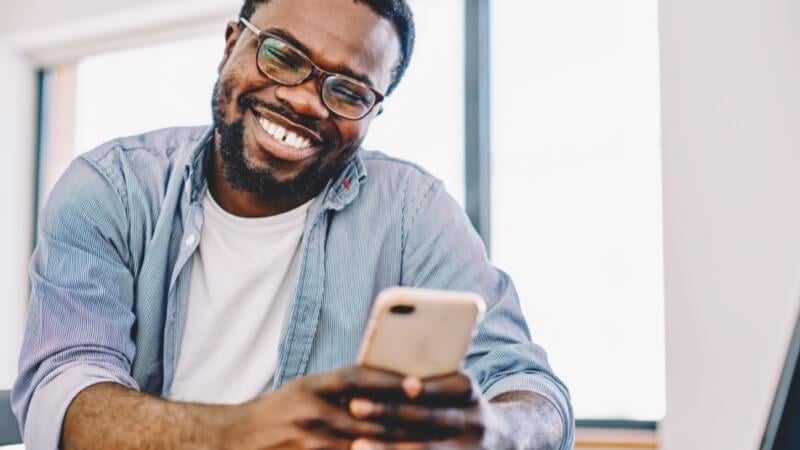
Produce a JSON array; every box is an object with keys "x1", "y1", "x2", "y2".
[
  {"x1": 62, "y1": 382, "x2": 236, "y2": 450},
  {"x1": 486, "y1": 391, "x2": 565, "y2": 450}
]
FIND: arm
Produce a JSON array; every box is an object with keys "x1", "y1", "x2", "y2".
[
  {"x1": 62, "y1": 383, "x2": 231, "y2": 450},
  {"x1": 487, "y1": 391, "x2": 565, "y2": 450},
  {"x1": 64, "y1": 367, "x2": 424, "y2": 450},
  {"x1": 15, "y1": 157, "x2": 240, "y2": 450},
  {"x1": 12, "y1": 158, "x2": 140, "y2": 449},
  {"x1": 399, "y1": 177, "x2": 575, "y2": 448}
]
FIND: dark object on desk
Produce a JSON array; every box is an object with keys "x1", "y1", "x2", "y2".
[
  {"x1": 761, "y1": 312, "x2": 800, "y2": 450},
  {"x1": 0, "y1": 390, "x2": 22, "y2": 445}
]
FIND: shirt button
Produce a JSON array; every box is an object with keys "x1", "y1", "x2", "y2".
[{"x1": 185, "y1": 235, "x2": 197, "y2": 247}]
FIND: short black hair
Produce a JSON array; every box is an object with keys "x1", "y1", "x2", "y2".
[{"x1": 238, "y1": 0, "x2": 415, "y2": 95}]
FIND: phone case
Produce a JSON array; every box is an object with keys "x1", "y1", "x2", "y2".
[{"x1": 357, "y1": 287, "x2": 486, "y2": 378}]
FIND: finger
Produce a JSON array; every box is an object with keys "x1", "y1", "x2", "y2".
[
  {"x1": 417, "y1": 373, "x2": 477, "y2": 406},
  {"x1": 299, "y1": 434, "x2": 354, "y2": 450},
  {"x1": 423, "y1": 373, "x2": 473, "y2": 397},
  {"x1": 403, "y1": 377, "x2": 423, "y2": 399},
  {"x1": 352, "y1": 438, "x2": 479, "y2": 450},
  {"x1": 352, "y1": 438, "x2": 428, "y2": 450},
  {"x1": 349, "y1": 400, "x2": 484, "y2": 437},
  {"x1": 350, "y1": 397, "x2": 376, "y2": 417},
  {"x1": 307, "y1": 366, "x2": 407, "y2": 400},
  {"x1": 349, "y1": 399, "x2": 464, "y2": 441},
  {"x1": 298, "y1": 398, "x2": 388, "y2": 438}
]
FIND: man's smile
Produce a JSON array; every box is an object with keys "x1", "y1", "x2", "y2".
[{"x1": 247, "y1": 107, "x2": 324, "y2": 162}]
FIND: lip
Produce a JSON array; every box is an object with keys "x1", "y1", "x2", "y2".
[{"x1": 247, "y1": 109, "x2": 323, "y2": 162}]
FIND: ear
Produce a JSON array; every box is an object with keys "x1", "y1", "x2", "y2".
[{"x1": 218, "y1": 21, "x2": 242, "y2": 74}]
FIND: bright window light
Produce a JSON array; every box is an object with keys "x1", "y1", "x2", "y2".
[
  {"x1": 74, "y1": 34, "x2": 222, "y2": 154},
  {"x1": 362, "y1": 0, "x2": 465, "y2": 203},
  {"x1": 490, "y1": 0, "x2": 665, "y2": 420}
]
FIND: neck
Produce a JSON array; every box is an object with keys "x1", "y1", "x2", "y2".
[{"x1": 208, "y1": 136, "x2": 321, "y2": 218}]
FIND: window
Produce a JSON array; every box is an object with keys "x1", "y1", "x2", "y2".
[
  {"x1": 362, "y1": 0, "x2": 464, "y2": 203},
  {"x1": 74, "y1": 34, "x2": 221, "y2": 155},
  {"x1": 490, "y1": 0, "x2": 665, "y2": 420}
]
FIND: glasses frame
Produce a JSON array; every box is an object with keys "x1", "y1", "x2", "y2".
[{"x1": 239, "y1": 17, "x2": 386, "y2": 120}]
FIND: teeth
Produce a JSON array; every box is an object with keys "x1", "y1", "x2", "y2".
[
  {"x1": 274, "y1": 126, "x2": 286, "y2": 142},
  {"x1": 258, "y1": 116, "x2": 313, "y2": 150}
]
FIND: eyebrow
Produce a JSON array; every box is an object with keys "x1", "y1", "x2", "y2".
[{"x1": 264, "y1": 27, "x2": 378, "y2": 89}]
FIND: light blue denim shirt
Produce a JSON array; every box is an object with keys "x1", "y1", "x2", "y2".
[{"x1": 13, "y1": 126, "x2": 574, "y2": 449}]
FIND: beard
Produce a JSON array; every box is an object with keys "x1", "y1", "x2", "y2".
[{"x1": 211, "y1": 79, "x2": 346, "y2": 204}]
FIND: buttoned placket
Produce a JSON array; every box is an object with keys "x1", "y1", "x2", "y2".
[
  {"x1": 272, "y1": 160, "x2": 366, "y2": 387},
  {"x1": 162, "y1": 162, "x2": 206, "y2": 395}
]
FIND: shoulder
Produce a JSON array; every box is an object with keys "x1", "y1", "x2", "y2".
[
  {"x1": 79, "y1": 125, "x2": 208, "y2": 179},
  {"x1": 354, "y1": 150, "x2": 462, "y2": 245},
  {"x1": 358, "y1": 149, "x2": 443, "y2": 204},
  {"x1": 359, "y1": 149, "x2": 437, "y2": 180},
  {"x1": 76, "y1": 126, "x2": 208, "y2": 202},
  {"x1": 44, "y1": 126, "x2": 209, "y2": 230}
]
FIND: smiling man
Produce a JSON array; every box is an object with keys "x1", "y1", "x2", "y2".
[{"x1": 12, "y1": 0, "x2": 574, "y2": 449}]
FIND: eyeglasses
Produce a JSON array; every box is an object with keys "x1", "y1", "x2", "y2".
[{"x1": 239, "y1": 17, "x2": 385, "y2": 120}]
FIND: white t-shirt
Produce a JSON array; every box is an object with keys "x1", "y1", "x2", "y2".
[{"x1": 168, "y1": 191, "x2": 311, "y2": 404}]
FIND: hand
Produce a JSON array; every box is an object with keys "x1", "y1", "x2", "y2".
[
  {"x1": 222, "y1": 366, "x2": 413, "y2": 450},
  {"x1": 347, "y1": 372, "x2": 507, "y2": 450}
]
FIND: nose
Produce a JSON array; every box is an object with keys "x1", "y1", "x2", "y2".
[{"x1": 274, "y1": 79, "x2": 330, "y2": 120}]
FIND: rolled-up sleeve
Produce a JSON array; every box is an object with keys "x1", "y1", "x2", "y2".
[
  {"x1": 401, "y1": 178, "x2": 575, "y2": 449},
  {"x1": 12, "y1": 157, "x2": 139, "y2": 449}
]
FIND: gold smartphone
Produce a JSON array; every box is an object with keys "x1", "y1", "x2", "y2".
[{"x1": 357, "y1": 287, "x2": 486, "y2": 378}]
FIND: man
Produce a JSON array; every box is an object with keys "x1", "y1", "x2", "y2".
[{"x1": 13, "y1": 0, "x2": 574, "y2": 448}]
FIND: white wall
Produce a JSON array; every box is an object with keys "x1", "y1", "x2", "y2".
[
  {"x1": 0, "y1": 0, "x2": 237, "y2": 36},
  {"x1": 0, "y1": 41, "x2": 36, "y2": 388},
  {"x1": 0, "y1": 0, "x2": 164, "y2": 34},
  {"x1": 660, "y1": 0, "x2": 800, "y2": 448}
]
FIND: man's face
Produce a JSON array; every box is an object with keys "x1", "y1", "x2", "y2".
[{"x1": 212, "y1": 0, "x2": 401, "y2": 202}]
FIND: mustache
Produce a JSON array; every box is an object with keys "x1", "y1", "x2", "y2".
[{"x1": 239, "y1": 95, "x2": 325, "y2": 137}]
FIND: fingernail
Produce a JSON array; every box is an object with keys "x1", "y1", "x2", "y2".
[
  {"x1": 349, "y1": 398, "x2": 375, "y2": 417},
  {"x1": 351, "y1": 438, "x2": 376, "y2": 450},
  {"x1": 403, "y1": 376, "x2": 423, "y2": 399}
]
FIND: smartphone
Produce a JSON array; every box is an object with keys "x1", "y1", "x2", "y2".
[{"x1": 357, "y1": 287, "x2": 486, "y2": 378}]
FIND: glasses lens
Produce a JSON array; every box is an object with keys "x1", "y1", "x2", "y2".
[
  {"x1": 322, "y1": 76, "x2": 376, "y2": 119},
  {"x1": 258, "y1": 37, "x2": 311, "y2": 85}
]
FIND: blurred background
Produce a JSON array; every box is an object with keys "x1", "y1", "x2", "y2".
[{"x1": 1, "y1": 0, "x2": 798, "y2": 449}]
